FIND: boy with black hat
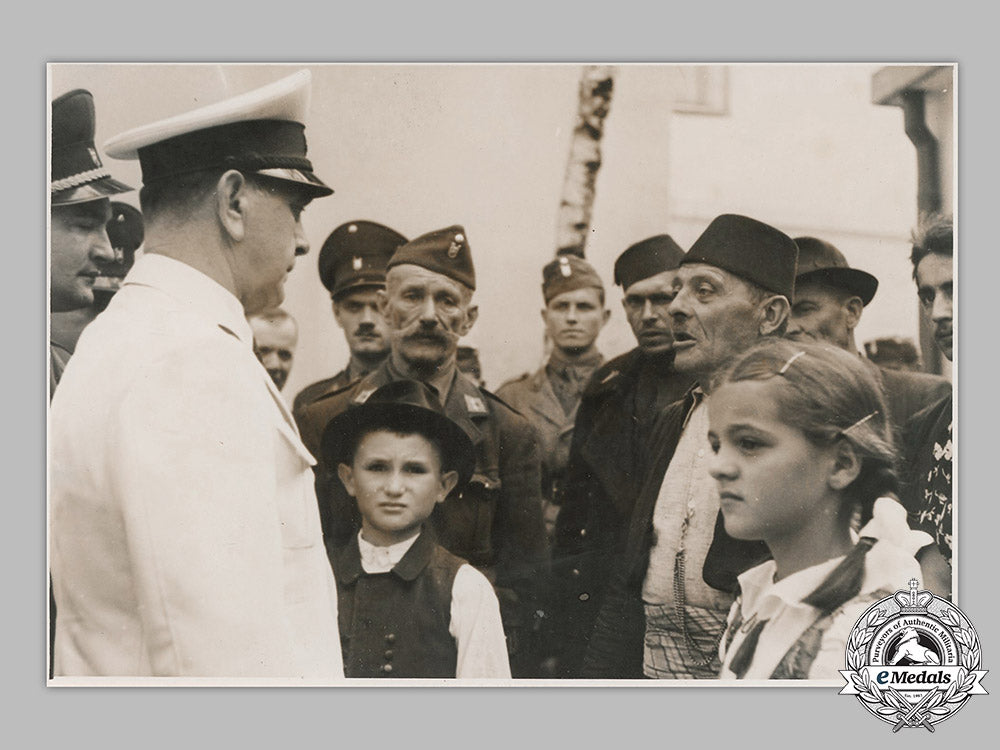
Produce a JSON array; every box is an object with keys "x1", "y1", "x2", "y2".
[{"x1": 323, "y1": 379, "x2": 510, "y2": 678}]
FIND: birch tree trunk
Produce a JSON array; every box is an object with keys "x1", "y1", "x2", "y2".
[{"x1": 556, "y1": 65, "x2": 616, "y2": 258}]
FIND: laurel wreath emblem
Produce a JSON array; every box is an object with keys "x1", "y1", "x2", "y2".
[{"x1": 844, "y1": 605, "x2": 982, "y2": 725}]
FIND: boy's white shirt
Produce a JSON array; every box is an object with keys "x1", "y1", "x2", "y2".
[{"x1": 357, "y1": 531, "x2": 512, "y2": 679}]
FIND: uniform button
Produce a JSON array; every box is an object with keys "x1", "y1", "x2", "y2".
[
  {"x1": 578, "y1": 593, "x2": 590, "y2": 601},
  {"x1": 572, "y1": 568, "x2": 580, "y2": 577},
  {"x1": 382, "y1": 664, "x2": 393, "y2": 674},
  {"x1": 385, "y1": 633, "x2": 396, "y2": 644},
  {"x1": 580, "y1": 528, "x2": 587, "y2": 538},
  {"x1": 384, "y1": 649, "x2": 394, "y2": 661}
]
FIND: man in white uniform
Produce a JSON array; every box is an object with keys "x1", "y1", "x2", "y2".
[{"x1": 49, "y1": 71, "x2": 344, "y2": 679}]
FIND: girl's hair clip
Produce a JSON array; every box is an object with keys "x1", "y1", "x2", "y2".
[
  {"x1": 776, "y1": 350, "x2": 806, "y2": 375},
  {"x1": 841, "y1": 410, "x2": 879, "y2": 435}
]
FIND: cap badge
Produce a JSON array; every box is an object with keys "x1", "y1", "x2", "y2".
[
  {"x1": 348, "y1": 224, "x2": 358, "y2": 233},
  {"x1": 448, "y1": 240, "x2": 461, "y2": 259},
  {"x1": 88, "y1": 147, "x2": 100, "y2": 167},
  {"x1": 559, "y1": 256, "x2": 572, "y2": 277},
  {"x1": 352, "y1": 256, "x2": 363, "y2": 271}
]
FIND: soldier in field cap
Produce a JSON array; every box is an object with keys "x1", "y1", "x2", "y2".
[
  {"x1": 583, "y1": 214, "x2": 799, "y2": 679},
  {"x1": 549, "y1": 233, "x2": 696, "y2": 677},
  {"x1": 49, "y1": 89, "x2": 133, "y2": 396},
  {"x1": 292, "y1": 220, "x2": 407, "y2": 420},
  {"x1": 297, "y1": 224, "x2": 548, "y2": 677},
  {"x1": 497, "y1": 254, "x2": 610, "y2": 543},
  {"x1": 49, "y1": 70, "x2": 344, "y2": 679}
]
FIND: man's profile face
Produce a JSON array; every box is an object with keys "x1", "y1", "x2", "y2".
[
  {"x1": 542, "y1": 287, "x2": 608, "y2": 355},
  {"x1": 50, "y1": 199, "x2": 114, "y2": 312},
  {"x1": 333, "y1": 287, "x2": 390, "y2": 358},
  {"x1": 250, "y1": 315, "x2": 298, "y2": 391},
  {"x1": 668, "y1": 263, "x2": 766, "y2": 379},
  {"x1": 787, "y1": 281, "x2": 857, "y2": 351},
  {"x1": 915, "y1": 252, "x2": 954, "y2": 362},
  {"x1": 621, "y1": 270, "x2": 679, "y2": 355},
  {"x1": 238, "y1": 178, "x2": 311, "y2": 315},
  {"x1": 380, "y1": 264, "x2": 477, "y2": 372}
]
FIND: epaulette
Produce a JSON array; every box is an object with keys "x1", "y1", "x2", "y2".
[
  {"x1": 308, "y1": 376, "x2": 363, "y2": 405},
  {"x1": 480, "y1": 387, "x2": 520, "y2": 415}
]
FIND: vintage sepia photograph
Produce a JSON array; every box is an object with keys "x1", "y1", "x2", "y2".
[{"x1": 47, "y1": 62, "x2": 956, "y2": 686}]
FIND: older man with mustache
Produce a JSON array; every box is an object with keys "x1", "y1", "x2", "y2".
[{"x1": 297, "y1": 225, "x2": 548, "y2": 676}]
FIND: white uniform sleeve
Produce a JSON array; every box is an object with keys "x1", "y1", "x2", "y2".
[
  {"x1": 110, "y1": 337, "x2": 322, "y2": 676},
  {"x1": 449, "y1": 564, "x2": 511, "y2": 679}
]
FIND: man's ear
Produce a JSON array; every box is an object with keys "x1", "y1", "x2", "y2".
[
  {"x1": 216, "y1": 170, "x2": 249, "y2": 243},
  {"x1": 844, "y1": 295, "x2": 864, "y2": 331},
  {"x1": 439, "y1": 470, "x2": 459, "y2": 502},
  {"x1": 460, "y1": 304, "x2": 479, "y2": 336},
  {"x1": 376, "y1": 288, "x2": 389, "y2": 317},
  {"x1": 602, "y1": 307, "x2": 612, "y2": 327},
  {"x1": 337, "y1": 463, "x2": 357, "y2": 497},
  {"x1": 759, "y1": 295, "x2": 791, "y2": 336},
  {"x1": 828, "y1": 439, "x2": 862, "y2": 492}
]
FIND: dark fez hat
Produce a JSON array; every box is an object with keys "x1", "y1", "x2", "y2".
[
  {"x1": 51, "y1": 90, "x2": 133, "y2": 206},
  {"x1": 319, "y1": 221, "x2": 408, "y2": 299},
  {"x1": 682, "y1": 214, "x2": 798, "y2": 299},
  {"x1": 613, "y1": 234, "x2": 686, "y2": 290},
  {"x1": 386, "y1": 225, "x2": 475, "y2": 290},
  {"x1": 321, "y1": 379, "x2": 476, "y2": 486},
  {"x1": 93, "y1": 202, "x2": 144, "y2": 297},
  {"x1": 793, "y1": 237, "x2": 878, "y2": 306},
  {"x1": 542, "y1": 255, "x2": 604, "y2": 304},
  {"x1": 104, "y1": 70, "x2": 332, "y2": 198}
]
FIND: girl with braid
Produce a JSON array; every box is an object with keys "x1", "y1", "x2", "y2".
[{"x1": 707, "y1": 340, "x2": 932, "y2": 680}]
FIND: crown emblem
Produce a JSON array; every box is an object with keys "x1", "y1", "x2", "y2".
[
  {"x1": 893, "y1": 578, "x2": 934, "y2": 614},
  {"x1": 352, "y1": 256, "x2": 363, "y2": 271}
]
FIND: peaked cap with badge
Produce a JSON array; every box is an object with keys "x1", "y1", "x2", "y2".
[
  {"x1": 683, "y1": 214, "x2": 799, "y2": 299},
  {"x1": 542, "y1": 255, "x2": 604, "y2": 304},
  {"x1": 319, "y1": 220, "x2": 408, "y2": 299},
  {"x1": 613, "y1": 234, "x2": 686, "y2": 290},
  {"x1": 93, "y1": 202, "x2": 144, "y2": 298},
  {"x1": 793, "y1": 236, "x2": 879, "y2": 306},
  {"x1": 51, "y1": 89, "x2": 133, "y2": 206},
  {"x1": 104, "y1": 70, "x2": 332, "y2": 198},
  {"x1": 387, "y1": 225, "x2": 475, "y2": 290}
]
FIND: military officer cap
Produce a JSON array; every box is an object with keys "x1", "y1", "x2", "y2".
[
  {"x1": 93, "y1": 202, "x2": 144, "y2": 296},
  {"x1": 51, "y1": 89, "x2": 133, "y2": 206},
  {"x1": 683, "y1": 214, "x2": 799, "y2": 299},
  {"x1": 542, "y1": 254, "x2": 604, "y2": 304},
  {"x1": 104, "y1": 70, "x2": 332, "y2": 199},
  {"x1": 793, "y1": 236, "x2": 878, "y2": 306},
  {"x1": 319, "y1": 221, "x2": 408, "y2": 299},
  {"x1": 386, "y1": 225, "x2": 475, "y2": 290},
  {"x1": 613, "y1": 234, "x2": 685, "y2": 290}
]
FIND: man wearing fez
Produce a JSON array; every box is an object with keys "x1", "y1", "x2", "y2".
[
  {"x1": 297, "y1": 225, "x2": 548, "y2": 676},
  {"x1": 548, "y1": 235, "x2": 695, "y2": 677},
  {"x1": 292, "y1": 220, "x2": 406, "y2": 417},
  {"x1": 49, "y1": 90, "x2": 133, "y2": 398},
  {"x1": 50, "y1": 71, "x2": 343, "y2": 678},
  {"x1": 249, "y1": 307, "x2": 299, "y2": 392},
  {"x1": 787, "y1": 236, "x2": 949, "y2": 440},
  {"x1": 582, "y1": 215, "x2": 795, "y2": 679},
  {"x1": 497, "y1": 254, "x2": 610, "y2": 542},
  {"x1": 901, "y1": 214, "x2": 955, "y2": 598}
]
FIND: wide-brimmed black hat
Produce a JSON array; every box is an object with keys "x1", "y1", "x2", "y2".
[
  {"x1": 613, "y1": 234, "x2": 685, "y2": 290},
  {"x1": 320, "y1": 380, "x2": 475, "y2": 486},
  {"x1": 51, "y1": 90, "x2": 133, "y2": 206},
  {"x1": 683, "y1": 214, "x2": 798, "y2": 299},
  {"x1": 793, "y1": 237, "x2": 879, "y2": 306},
  {"x1": 319, "y1": 220, "x2": 408, "y2": 298},
  {"x1": 104, "y1": 70, "x2": 332, "y2": 199}
]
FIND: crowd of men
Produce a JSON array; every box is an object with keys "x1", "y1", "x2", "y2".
[{"x1": 48, "y1": 71, "x2": 955, "y2": 680}]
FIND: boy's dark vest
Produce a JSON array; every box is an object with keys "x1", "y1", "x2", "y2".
[{"x1": 331, "y1": 529, "x2": 465, "y2": 678}]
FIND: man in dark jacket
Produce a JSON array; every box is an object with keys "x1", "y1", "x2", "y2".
[
  {"x1": 547, "y1": 234, "x2": 694, "y2": 677},
  {"x1": 296, "y1": 225, "x2": 548, "y2": 676},
  {"x1": 582, "y1": 215, "x2": 795, "y2": 679},
  {"x1": 787, "y1": 236, "x2": 950, "y2": 442}
]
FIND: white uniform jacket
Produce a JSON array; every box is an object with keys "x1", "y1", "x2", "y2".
[{"x1": 50, "y1": 254, "x2": 344, "y2": 679}]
